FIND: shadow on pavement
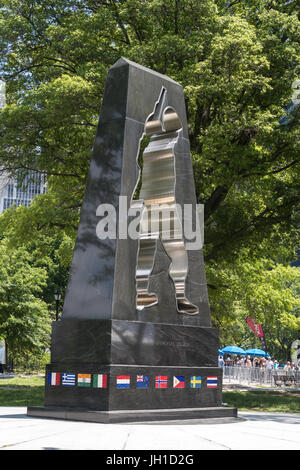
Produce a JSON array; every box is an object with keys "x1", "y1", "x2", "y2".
[
  {"x1": 0, "y1": 413, "x2": 30, "y2": 419},
  {"x1": 240, "y1": 412, "x2": 300, "y2": 425}
]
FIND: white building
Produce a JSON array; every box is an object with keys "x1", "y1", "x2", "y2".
[
  {"x1": 0, "y1": 171, "x2": 46, "y2": 214},
  {"x1": 0, "y1": 81, "x2": 47, "y2": 214}
]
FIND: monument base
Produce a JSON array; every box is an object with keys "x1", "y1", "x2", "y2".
[
  {"x1": 32, "y1": 319, "x2": 237, "y2": 423},
  {"x1": 27, "y1": 405, "x2": 238, "y2": 424},
  {"x1": 43, "y1": 365, "x2": 225, "y2": 410}
]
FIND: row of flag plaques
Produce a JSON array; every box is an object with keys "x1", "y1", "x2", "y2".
[{"x1": 47, "y1": 373, "x2": 218, "y2": 389}]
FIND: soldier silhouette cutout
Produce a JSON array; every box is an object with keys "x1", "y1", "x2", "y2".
[{"x1": 131, "y1": 88, "x2": 199, "y2": 315}]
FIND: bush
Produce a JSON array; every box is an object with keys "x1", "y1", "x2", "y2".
[{"x1": 13, "y1": 350, "x2": 50, "y2": 374}]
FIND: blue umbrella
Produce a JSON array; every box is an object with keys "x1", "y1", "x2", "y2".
[
  {"x1": 218, "y1": 349, "x2": 224, "y2": 355},
  {"x1": 244, "y1": 348, "x2": 268, "y2": 357},
  {"x1": 221, "y1": 346, "x2": 245, "y2": 355}
]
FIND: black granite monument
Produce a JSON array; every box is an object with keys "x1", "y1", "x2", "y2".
[{"x1": 28, "y1": 59, "x2": 237, "y2": 423}]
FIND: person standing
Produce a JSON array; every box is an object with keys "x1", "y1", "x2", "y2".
[
  {"x1": 284, "y1": 361, "x2": 294, "y2": 376},
  {"x1": 290, "y1": 363, "x2": 296, "y2": 377},
  {"x1": 246, "y1": 356, "x2": 252, "y2": 368},
  {"x1": 266, "y1": 357, "x2": 274, "y2": 382}
]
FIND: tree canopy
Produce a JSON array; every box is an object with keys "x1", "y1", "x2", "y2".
[
  {"x1": 0, "y1": 0, "x2": 299, "y2": 361},
  {"x1": 0, "y1": 238, "x2": 50, "y2": 360}
]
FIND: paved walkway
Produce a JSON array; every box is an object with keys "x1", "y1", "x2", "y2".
[{"x1": 0, "y1": 407, "x2": 300, "y2": 450}]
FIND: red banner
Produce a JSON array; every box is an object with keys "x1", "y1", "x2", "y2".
[
  {"x1": 246, "y1": 317, "x2": 266, "y2": 350},
  {"x1": 246, "y1": 317, "x2": 264, "y2": 338}
]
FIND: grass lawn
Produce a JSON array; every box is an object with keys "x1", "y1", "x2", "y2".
[
  {"x1": 0, "y1": 375, "x2": 44, "y2": 407},
  {"x1": 223, "y1": 390, "x2": 300, "y2": 414},
  {"x1": 0, "y1": 376, "x2": 299, "y2": 413}
]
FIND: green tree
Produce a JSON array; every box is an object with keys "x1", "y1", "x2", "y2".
[
  {"x1": 0, "y1": 0, "x2": 298, "y2": 254},
  {"x1": 213, "y1": 254, "x2": 300, "y2": 361},
  {"x1": 0, "y1": 0, "x2": 299, "y2": 358},
  {"x1": 0, "y1": 240, "x2": 51, "y2": 367},
  {"x1": 0, "y1": 203, "x2": 72, "y2": 316}
]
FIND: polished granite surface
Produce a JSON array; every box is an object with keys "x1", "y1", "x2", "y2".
[
  {"x1": 62, "y1": 58, "x2": 211, "y2": 327},
  {"x1": 51, "y1": 319, "x2": 218, "y2": 367},
  {"x1": 44, "y1": 365, "x2": 223, "y2": 411},
  {"x1": 31, "y1": 60, "x2": 226, "y2": 421}
]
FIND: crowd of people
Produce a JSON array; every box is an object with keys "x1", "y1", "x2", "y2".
[{"x1": 218, "y1": 355, "x2": 300, "y2": 375}]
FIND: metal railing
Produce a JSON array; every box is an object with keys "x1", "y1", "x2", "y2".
[{"x1": 222, "y1": 366, "x2": 300, "y2": 387}]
